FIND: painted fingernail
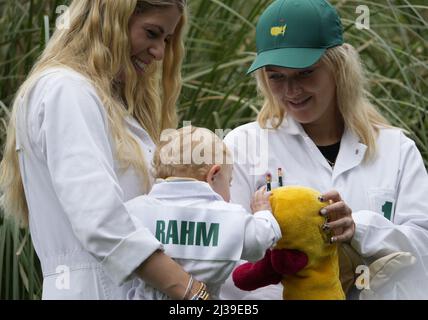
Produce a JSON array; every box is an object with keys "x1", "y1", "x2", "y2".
[
  {"x1": 320, "y1": 208, "x2": 327, "y2": 216},
  {"x1": 330, "y1": 236, "x2": 337, "y2": 244},
  {"x1": 318, "y1": 196, "x2": 325, "y2": 202},
  {"x1": 322, "y1": 223, "x2": 330, "y2": 231}
]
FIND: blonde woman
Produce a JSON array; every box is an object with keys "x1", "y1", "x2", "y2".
[
  {"x1": 0, "y1": 0, "x2": 209, "y2": 300},
  {"x1": 222, "y1": 0, "x2": 428, "y2": 300}
]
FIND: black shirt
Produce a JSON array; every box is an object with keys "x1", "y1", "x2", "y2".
[{"x1": 317, "y1": 141, "x2": 341, "y2": 167}]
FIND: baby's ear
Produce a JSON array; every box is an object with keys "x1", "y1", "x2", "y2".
[{"x1": 206, "y1": 164, "x2": 221, "y2": 182}]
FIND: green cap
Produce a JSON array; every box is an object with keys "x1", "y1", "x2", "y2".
[{"x1": 248, "y1": 0, "x2": 344, "y2": 73}]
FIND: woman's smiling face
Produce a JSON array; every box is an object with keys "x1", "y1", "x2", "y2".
[
  {"x1": 265, "y1": 60, "x2": 337, "y2": 126},
  {"x1": 128, "y1": 5, "x2": 182, "y2": 75}
]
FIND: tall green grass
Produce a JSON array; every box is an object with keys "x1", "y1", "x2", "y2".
[{"x1": 0, "y1": 0, "x2": 427, "y2": 299}]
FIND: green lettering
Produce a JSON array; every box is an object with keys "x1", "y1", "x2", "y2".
[
  {"x1": 382, "y1": 201, "x2": 393, "y2": 221},
  {"x1": 195, "y1": 223, "x2": 219, "y2": 247},
  {"x1": 166, "y1": 220, "x2": 179, "y2": 244},
  {"x1": 180, "y1": 221, "x2": 195, "y2": 245},
  {"x1": 155, "y1": 221, "x2": 166, "y2": 244}
]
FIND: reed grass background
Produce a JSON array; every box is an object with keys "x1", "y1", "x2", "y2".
[{"x1": 0, "y1": 0, "x2": 427, "y2": 299}]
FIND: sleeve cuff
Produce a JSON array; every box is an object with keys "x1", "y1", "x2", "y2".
[
  {"x1": 351, "y1": 211, "x2": 371, "y2": 252},
  {"x1": 254, "y1": 210, "x2": 282, "y2": 242},
  {"x1": 101, "y1": 227, "x2": 163, "y2": 285},
  {"x1": 351, "y1": 210, "x2": 393, "y2": 256}
]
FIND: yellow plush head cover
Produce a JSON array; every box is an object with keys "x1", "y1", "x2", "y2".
[{"x1": 270, "y1": 186, "x2": 345, "y2": 300}]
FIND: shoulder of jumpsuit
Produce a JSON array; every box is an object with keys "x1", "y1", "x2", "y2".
[
  {"x1": 204, "y1": 199, "x2": 252, "y2": 215},
  {"x1": 223, "y1": 120, "x2": 259, "y2": 148},
  {"x1": 224, "y1": 116, "x2": 306, "y2": 145},
  {"x1": 377, "y1": 126, "x2": 419, "y2": 154},
  {"x1": 40, "y1": 68, "x2": 156, "y2": 150},
  {"x1": 363, "y1": 126, "x2": 418, "y2": 167},
  {"x1": 126, "y1": 194, "x2": 163, "y2": 226},
  {"x1": 147, "y1": 179, "x2": 225, "y2": 202},
  {"x1": 260, "y1": 115, "x2": 306, "y2": 136},
  {"x1": 27, "y1": 67, "x2": 109, "y2": 136},
  {"x1": 147, "y1": 180, "x2": 250, "y2": 217}
]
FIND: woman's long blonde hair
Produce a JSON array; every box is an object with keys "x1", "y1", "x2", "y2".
[
  {"x1": 0, "y1": 0, "x2": 188, "y2": 225},
  {"x1": 256, "y1": 43, "x2": 392, "y2": 162}
]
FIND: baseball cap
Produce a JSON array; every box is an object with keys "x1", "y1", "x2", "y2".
[{"x1": 248, "y1": 0, "x2": 344, "y2": 74}]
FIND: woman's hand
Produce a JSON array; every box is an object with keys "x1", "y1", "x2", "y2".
[
  {"x1": 251, "y1": 186, "x2": 272, "y2": 213},
  {"x1": 319, "y1": 190, "x2": 355, "y2": 243}
]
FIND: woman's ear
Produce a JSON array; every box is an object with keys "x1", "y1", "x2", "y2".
[{"x1": 206, "y1": 165, "x2": 221, "y2": 184}]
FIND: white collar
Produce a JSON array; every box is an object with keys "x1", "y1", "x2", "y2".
[
  {"x1": 278, "y1": 116, "x2": 307, "y2": 136},
  {"x1": 274, "y1": 115, "x2": 368, "y2": 175},
  {"x1": 149, "y1": 180, "x2": 224, "y2": 201},
  {"x1": 277, "y1": 116, "x2": 367, "y2": 146}
]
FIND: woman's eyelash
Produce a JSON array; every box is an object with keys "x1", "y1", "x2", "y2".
[
  {"x1": 268, "y1": 74, "x2": 284, "y2": 80},
  {"x1": 146, "y1": 29, "x2": 158, "y2": 38},
  {"x1": 300, "y1": 69, "x2": 314, "y2": 76}
]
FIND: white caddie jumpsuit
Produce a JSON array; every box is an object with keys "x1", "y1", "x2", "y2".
[
  {"x1": 220, "y1": 116, "x2": 428, "y2": 300},
  {"x1": 126, "y1": 180, "x2": 281, "y2": 300},
  {"x1": 16, "y1": 68, "x2": 164, "y2": 299}
]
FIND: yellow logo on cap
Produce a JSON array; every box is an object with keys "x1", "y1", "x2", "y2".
[{"x1": 271, "y1": 25, "x2": 287, "y2": 37}]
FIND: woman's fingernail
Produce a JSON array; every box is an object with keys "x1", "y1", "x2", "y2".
[
  {"x1": 320, "y1": 208, "x2": 327, "y2": 216},
  {"x1": 322, "y1": 223, "x2": 330, "y2": 231},
  {"x1": 330, "y1": 236, "x2": 337, "y2": 244}
]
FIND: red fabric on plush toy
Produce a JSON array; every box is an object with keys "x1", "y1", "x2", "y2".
[{"x1": 232, "y1": 249, "x2": 308, "y2": 291}]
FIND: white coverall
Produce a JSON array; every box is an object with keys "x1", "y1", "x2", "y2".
[
  {"x1": 127, "y1": 179, "x2": 281, "y2": 300},
  {"x1": 16, "y1": 68, "x2": 163, "y2": 299}
]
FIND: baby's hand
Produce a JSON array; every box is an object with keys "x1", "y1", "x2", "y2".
[{"x1": 250, "y1": 186, "x2": 272, "y2": 213}]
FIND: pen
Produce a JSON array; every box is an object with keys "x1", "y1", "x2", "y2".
[
  {"x1": 278, "y1": 168, "x2": 283, "y2": 187},
  {"x1": 266, "y1": 173, "x2": 272, "y2": 191}
]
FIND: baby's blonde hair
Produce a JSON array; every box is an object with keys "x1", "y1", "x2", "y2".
[
  {"x1": 256, "y1": 43, "x2": 393, "y2": 162},
  {"x1": 153, "y1": 126, "x2": 232, "y2": 180}
]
